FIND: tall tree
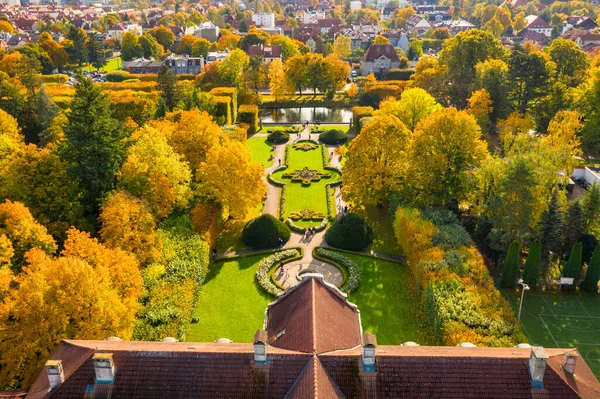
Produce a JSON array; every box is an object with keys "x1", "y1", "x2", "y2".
[
  {"x1": 120, "y1": 32, "x2": 143, "y2": 61},
  {"x1": 501, "y1": 241, "x2": 520, "y2": 288},
  {"x1": 581, "y1": 244, "x2": 600, "y2": 293},
  {"x1": 562, "y1": 241, "x2": 583, "y2": 290},
  {"x1": 65, "y1": 26, "x2": 88, "y2": 66},
  {"x1": 157, "y1": 64, "x2": 182, "y2": 112},
  {"x1": 538, "y1": 190, "x2": 566, "y2": 264},
  {"x1": 565, "y1": 201, "x2": 583, "y2": 252},
  {"x1": 148, "y1": 26, "x2": 175, "y2": 50},
  {"x1": 269, "y1": 59, "x2": 294, "y2": 99},
  {"x1": 508, "y1": 43, "x2": 552, "y2": 113},
  {"x1": 60, "y1": 77, "x2": 127, "y2": 213},
  {"x1": 523, "y1": 242, "x2": 541, "y2": 289},
  {"x1": 376, "y1": 88, "x2": 441, "y2": 132},
  {"x1": 544, "y1": 38, "x2": 589, "y2": 85},
  {"x1": 332, "y1": 35, "x2": 351, "y2": 59},
  {"x1": 138, "y1": 33, "x2": 161, "y2": 59},
  {"x1": 581, "y1": 183, "x2": 600, "y2": 234},
  {"x1": 86, "y1": 32, "x2": 106, "y2": 70}
]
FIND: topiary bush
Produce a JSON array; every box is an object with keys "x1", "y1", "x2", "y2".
[
  {"x1": 319, "y1": 129, "x2": 347, "y2": 145},
  {"x1": 267, "y1": 130, "x2": 290, "y2": 143},
  {"x1": 242, "y1": 214, "x2": 291, "y2": 249},
  {"x1": 325, "y1": 213, "x2": 373, "y2": 250}
]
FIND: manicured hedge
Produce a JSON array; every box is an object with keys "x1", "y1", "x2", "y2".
[
  {"x1": 314, "y1": 248, "x2": 361, "y2": 294},
  {"x1": 237, "y1": 104, "x2": 259, "y2": 135},
  {"x1": 267, "y1": 130, "x2": 290, "y2": 143},
  {"x1": 42, "y1": 74, "x2": 69, "y2": 84},
  {"x1": 352, "y1": 106, "x2": 374, "y2": 133},
  {"x1": 319, "y1": 129, "x2": 347, "y2": 145},
  {"x1": 325, "y1": 213, "x2": 373, "y2": 250},
  {"x1": 421, "y1": 39, "x2": 443, "y2": 51},
  {"x1": 211, "y1": 87, "x2": 237, "y2": 122},
  {"x1": 110, "y1": 95, "x2": 157, "y2": 125},
  {"x1": 383, "y1": 68, "x2": 414, "y2": 81},
  {"x1": 255, "y1": 249, "x2": 300, "y2": 296},
  {"x1": 106, "y1": 70, "x2": 132, "y2": 82},
  {"x1": 359, "y1": 81, "x2": 409, "y2": 108},
  {"x1": 213, "y1": 96, "x2": 232, "y2": 126},
  {"x1": 242, "y1": 214, "x2": 291, "y2": 249}
]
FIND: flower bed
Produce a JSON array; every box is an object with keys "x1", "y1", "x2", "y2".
[
  {"x1": 287, "y1": 218, "x2": 328, "y2": 233},
  {"x1": 279, "y1": 185, "x2": 287, "y2": 220},
  {"x1": 255, "y1": 249, "x2": 301, "y2": 296},
  {"x1": 313, "y1": 248, "x2": 361, "y2": 294}
]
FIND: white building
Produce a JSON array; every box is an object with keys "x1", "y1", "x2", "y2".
[
  {"x1": 303, "y1": 11, "x2": 326, "y2": 24},
  {"x1": 350, "y1": 1, "x2": 362, "y2": 10},
  {"x1": 376, "y1": 0, "x2": 407, "y2": 9},
  {"x1": 108, "y1": 23, "x2": 142, "y2": 41},
  {"x1": 251, "y1": 12, "x2": 275, "y2": 28},
  {"x1": 206, "y1": 51, "x2": 228, "y2": 64},
  {"x1": 524, "y1": 15, "x2": 552, "y2": 37}
]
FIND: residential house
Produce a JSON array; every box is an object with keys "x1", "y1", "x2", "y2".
[
  {"x1": 516, "y1": 28, "x2": 550, "y2": 45},
  {"x1": 27, "y1": 274, "x2": 600, "y2": 399},
  {"x1": 360, "y1": 43, "x2": 401, "y2": 76},
  {"x1": 561, "y1": 29, "x2": 600, "y2": 49},
  {"x1": 205, "y1": 50, "x2": 228, "y2": 64},
  {"x1": 247, "y1": 44, "x2": 282, "y2": 64},
  {"x1": 436, "y1": 19, "x2": 476, "y2": 35},
  {"x1": 251, "y1": 12, "x2": 275, "y2": 28},
  {"x1": 303, "y1": 10, "x2": 326, "y2": 24},
  {"x1": 163, "y1": 54, "x2": 203, "y2": 74},
  {"x1": 122, "y1": 58, "x2": 163, "y2": 73},
  {"x1": 524, "y1": 15, "x2": 551, "y2": 37},
  {"x1": 406, "y1": 14, "x2": 433, "y2": 36},
  {"x1": 563, "y1": 15, "x2": 598, "y2": 33},
  {"x1": 347, "y1": 31, "x2": 370, "y2": 50},
  {"x1": 107, "y1": 22, "x2": 142, "y2": 41},
  {"x1": 376, "y1": 0, "x2": 407, "y2": 9},
  {"x1": 383, "y1": 30, "x2": 409, "y2": 51},
  {"x1": 194, "y1": 22, "x2": 220, "y2": 42},
  {"x1": 13, "y1": 17, "x2": 38, "y2": 31},
  {"x1": 258, "y1": 27, "x2": 284, "y2": 36},
  {"x1": 294, "y1": 32, "x2": 322, "y2": 52},
  {"x1": 350, "y1": 0, "x2": 362, "y2": 10},
  {"x1": 169, "y1": 25, "x2": 195, "y2": 42}
]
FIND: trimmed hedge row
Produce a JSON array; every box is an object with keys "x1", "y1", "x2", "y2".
[
  {"x1": 383, "y1": 68, "x2": 414, "y2": 81},
  {"x1": 286, "y1": 218, "x2": 328, "y2": 233},
  {"x1": 237, "y1": 104, "x2": 258, "y2": 135},
  {"x1": 211, "y1": 87, "x2": 238, "y2": 122},
  {"x1": 352, "y1": 106, "x2": 374, "y2": 133},
  {"x1": 314, "y1": 248, "x2": 361, "y2": 294},
  {"x1": 213, "y1": 96, "x2": 232, "y2": 126},
  {"x1": 255, "y1": 249, "x2": 301, "y2": 296}
]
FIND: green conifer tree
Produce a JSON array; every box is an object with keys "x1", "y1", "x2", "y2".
[
  {"x1": 581, "y1": 244, "x2": 600, "y2": 293},
  {"x1": 523, "y1": 242, "x2": 541, "y2": 289},
  {"x1": 501, "y1": 241, "x2": 520, "y2": 288},
  {"x1": 562, "y1": 241, "x2": 583, "y2": 291}
]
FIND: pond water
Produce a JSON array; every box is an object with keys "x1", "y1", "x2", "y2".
[{"x1": 260, "y1": 107, "x2": 352, "y2": 124}]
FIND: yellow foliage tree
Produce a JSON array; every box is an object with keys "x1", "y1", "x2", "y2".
[
  {"x1": 408, "y1": 108, "x2": 488, "y2": 207},
  {"x1": 543, "y1": 110, "x2": 583, "y2": 177},
  {"x1": 0, "y1": 249, "x2": 138, "y2": 388},
  {"x1": 191, "y1": 202, "x2": 219, "y2": 248},
  {"x1": 377, "y1": 87, "x2": 442, "y2": 132},
  {"x1": 332, "y1": 35, "x2": 351, "y2": 59},
  {"x1": 0, "y1": 200, "x2": 56, "y2": 273},
  {"x1": 497, "y1": 111, "x2": 534, "y2": 153},
  {"x1": 196, "y1": 139, "x2": 265, "y2": 220},
  {"x1": 343, "y1": 115, "x2": 411, "y2": 206},
  {"x1": 99, "y1": 190, "x2": 161, "y2": 265},
  {"x1": 269, "y1": 58, "x2": 295, "y2": 100},
  {"x1": 393, "y1": 207, "x2": 436, "y2": 269},
  {"x1": 373, "y1": 35, "x2": 390, "y2": 44},
  {"x1": 118, "y1": 126, "x2": 192, "y2": 219},
  {"x1": 467, "y1": 88, "x2": 493, "y2": 133},
  {"x1": 0, "y1": 109, "x2": 23, "y2": 161},
  {"x1": 347, "y1": 82, "x2": 358, "y2": 98}
]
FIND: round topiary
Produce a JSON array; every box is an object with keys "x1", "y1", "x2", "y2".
[
  {"x1": 319, "y1": 129, "x2": 347, "y2": 145},
  {"x1": 325, "y1": 213, "x2": 373, "y2": 250},
  {"x1": 267, "y1": 130, "x2": 290, "y2": 144},
  {"x1": 242, "y1": 214, "x2": 291, "y2": 249}
]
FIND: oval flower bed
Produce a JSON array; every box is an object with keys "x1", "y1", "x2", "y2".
[
  {"x1": 255, "y1": 249, "x2": 301, "y2": 296},
  {"x1": 313, "y1": 248, "x2": 361, "y2": 294}
]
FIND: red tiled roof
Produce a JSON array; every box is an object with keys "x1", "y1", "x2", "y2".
[
  {"x1": 248, "y1": 44, "x2": 282, "y2": 58},
  {"x1": 361, "y1": 44, "x2": 401, "y2": 63},
  {"x1": 266, "y1": 277, "x2": 361, "y2": 354},
  {"x1": 284, "y1": 355, "x2": 344, "y2": 399}
]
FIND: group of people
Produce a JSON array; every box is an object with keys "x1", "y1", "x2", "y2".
[{"x1": 303, "y1": 227, "x2": 316, "y2": 239}]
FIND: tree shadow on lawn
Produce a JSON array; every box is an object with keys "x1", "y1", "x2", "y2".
[{"x1": 203, "y1": 260, "x2": 225, "y2": 284}]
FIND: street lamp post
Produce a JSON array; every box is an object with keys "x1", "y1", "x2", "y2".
[{"x1": 517, "y1": 279, "x2": 530, "y2": 325}]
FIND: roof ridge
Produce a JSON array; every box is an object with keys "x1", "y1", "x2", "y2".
[
  {"x1": 313, "y1": 354, "x2": 319, "y2": 397},
  {"x1": 311, "y1": 279, "x2": 317, "y2": 353}
]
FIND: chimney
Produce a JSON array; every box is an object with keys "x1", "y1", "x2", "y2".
[
  {"x1": 253, "y1": 330, "x2": 268, "y2": 365},
  {"x1": 528, "y1": 346, "x2": 549, "y2": 389},
  {"x1": 93, "y1": 353, "x2": 116, "y2": 383},
  {"x1": 562, "y1": 350, "x2": 579, "y2": 375},
  {"x1": 45, "y1": 360, "x2": 64, "y2": 389},
  {"x1": 361, "y1": 332, "x2": 377, "y2": 372}
]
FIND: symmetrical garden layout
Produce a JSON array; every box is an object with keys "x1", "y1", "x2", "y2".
[{"x1": 270, "y1": 140, "x2": 341, "y2": 229}]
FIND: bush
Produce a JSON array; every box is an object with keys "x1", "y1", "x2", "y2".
[
  {"x1": 237, "y1": 104, "x2": 259, "y2": 135},
  {"x1": 383, "y1": 68, "x2": 414, "y2": 81},
  {"x1": 255, "y1": 249, "x2": 300, "y2": 296},
  {"x1": 314, "y1": 248, "x2": 361, "y2": 294},
  {"x1": 210, "y1": 87, "x2": 238, "y2": 121},
  {"x1": 213, "y1": 96, "x2": 232, "y2": 125},
  {"x1": 352, "y1": 106, "x2": 374, "y2": 133},
  {"x1": 325, "y1": 213, "x2": 373, "y2": 250},
  {"x1": 319, "y1": 129, "x2": 347, "y2": 145},
  {"x1": 106, "y1": 70, "x2": 132, "y2": 82},
  {"x1": 432, "y1": 224, "x2": 473, "y2": 250},
  {"x1": 267, "y1": 130, "x2": 289, "y2": 143},
  {"x1": 242, "y1": 214, "x2": 291, "y2": 249}
]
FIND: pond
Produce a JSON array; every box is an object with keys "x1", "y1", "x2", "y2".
[{"x1": 260, "y1": 107, "x2": 352, "y2": 124}]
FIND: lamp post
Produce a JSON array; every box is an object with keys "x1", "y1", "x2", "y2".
[{"x1": 517, "y1": 279, "x2": 530, "y2": 325}]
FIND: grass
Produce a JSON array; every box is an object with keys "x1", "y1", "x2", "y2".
[
  {"x1": 186, "y1": 254, "x2": 275, "y2": 343},
  {"x1": 334, "y1": 251, "x2": 434, "y2": 345},
  {"x1": 214, "y1": 203, "x2": 262, "y2": 253},
  {"x1": 505, "y1": 290, "x2": 600, "y2": 378},
  {"x1": 74, "y1": 57, "x2": 122, "y2": 72},
  {"x1": 257, "y1": 125, "x2": 302, "y2": 135},
  {"x1": 357, "y1": 205, "x2": 400, "y2": 255},
  {"x1": 246, "y1": 137, "x2": 274, "y2": 168},
  {"x1": 272, "y1": 145, "x2": 341, "y2": 222},
  {"x1": 310, "y1": 125, "x2": 351, "y2": 133}
]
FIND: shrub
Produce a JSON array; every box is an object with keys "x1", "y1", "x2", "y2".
[
  {"x1": 325, "y1": 213, "x2": 373, "y2": 250},
  {"x1": 237, "y1": 104, "x2": 259, "y2": 135},
  {"x1": 110, "y1": 95, "x2": 157, "y2": 125},
  {"x1": 255, "y1": 249, "x2": 300, "y2": 296},
  {"x1": 210, "y1": 87, "x2": 237, "y2": 121},
  {"x1": 432, "y1": 224, "x2": 473, "y2": 250},
  {"x1": 383, "y1": 68, "x2": 414, "y2": 81},
  {"x1": 421, "y1": 209, "x2": 459, "y2": 226},
  {"x1": 213, "y1": 96, "x2": 232, "y2": 125},
  {"x1": 242, "y1": 214, "x2": 291, "y2": 249},
  {"x1": 314, "y1": 248, "x2": 361, "y2": 294},
  {"x1": 287, "y1": 218, "x2": 328, "y2": 233},
  {"x1": 267, "y1": 130, "x2": 289, "y2": 144},
  {"x1": 319, "y1": 129, "x2": 347, "y2": 145},
  {"x1": 352, "y1": 106, "x2": 373, "y2": 133},
  {"x1": 41, "y1": 74, "x2": 68, "y2": 85},
  {"x1": 106, "y1": 70, "x2": 132, "y2": 82}
]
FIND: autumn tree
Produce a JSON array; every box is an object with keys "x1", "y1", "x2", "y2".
[
  {"x1": 373, "y1": 35, "x2": 390, "y2": 45},
  {"x1": 523, "y1": 242, "x2": 541, "y2": 289},
  {"x1": 581, "y1": 244, "x2": 600, "y2": 292},
  {"x1": 475, "y1": 59, "x2": 510, "y2": 121},
  {"x1": 218, "y1": 48, "x2": 250, "y2": 89},
  {"x1": 157, "y1": 64, "x2": 182, "y2": 112},
  {"x1": 191, "y1": 37, "x2": 211, "y2": 58},
  {"x1": 544, "y1": 38, "x2": 589, "y2": 85},
  {"x1": 120, "y1": 31, "x2": 143, "y2": 61},
  {"x1": 392, "y1": 6, "x2": 415, "y2": 29},
  {"x1": 343, "y1": 115, "x2": 411, "y2": 206},
  {"x1": 148, "y1": 26, "x2": 175, "y2": 50},
  {"x1": 285, "y1": 54, "x2": 309, "y2": 94},
  {"x1": 574, "y1": 67, "x2": 600, "y2": 155},
  {"x1": 411, "y1": 55, "x2": 446, "y2": 103},
  {"x1": 196, "y1": 139, "x2": 265, "y2": 219},
  {"x1": 117, "y1": 126, "x2": 191, "y2": 219},
  {"x1": 376, "y1": 87, "x2": 442, "y2": 132},
  {"x1": 0, "y1": 109, "x2": 23, "y2": 161},
  {"x1": 0, "y1": 200, "x2": 56, "y2": 274},
  {"x1": 408, "y1": 108, "x2": 488, "y2": 207},
  {"x1": 508, "y1": 43, "x2": 553, "y2": 114},
  {"x1": 99, "y1": 190, "x2": 160, "y2": 264},
  {"x1": 176, "y1": 34, "x2": 199, "y2": 54},
  {"x1": 501, "y1": 241, "x2": 520, "y2": 288},
  {"x1": 269, "y1": 58, "x2": 294, "y2": 99},
  {"x1": 270, "y1": 35, "x2": 300, "y2": 61},
  {"x1": 138, "y1": 33, "x2": 162, "y2": 59},
  {"x1": 60, "y1": 77, "x2": 127, "y2": 212},
  {"x1": 333, "y1": 35, "x2": 351, "y2": 59},
  {"x1": 467, "y1": 88, "x2": 493, "y2": 133}
]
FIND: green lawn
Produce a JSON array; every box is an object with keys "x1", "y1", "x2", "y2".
[
  {"x1": 357, "y1": 206, "x2": 401, "y2": 255},
  {"x1": 247, "y1": 137, "x2": 274, "y2": 168},
  {"x1": 505, "y1": 290, "x2": 600, "y2": 378},
  {"x1": 339, "y1": 251, "x2": 433, "y2": 345},
  {"x1": 74, "y1": 57, "x2": 122, "y2": 72},
  {"x1": 310, "y1": 125, "x2": 350, "y2": 133},
  {"x1": 186, "y1": 254, "x2": 274, "y2": 343},
  {"x1": 257, "y1": 125, "x2": 302, "y2": 135},
  {"x1": 272, "y1": 145, "x2": 340, "y2": 222}
]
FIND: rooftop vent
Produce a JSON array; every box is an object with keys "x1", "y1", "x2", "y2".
[
  {"x1": 253, "y1": 330, "x2": 268, "y2": 365},
  {"x1": 93, "y1": 353, "x2": 116, "y2": 384},
  {"x1": 562, "y1": 350, "x2": 579, "y2": 375},
  {"x1": 529, "y1": 346, "x2": 549, "y2": 389},
  {"x1": 106, "y1": 336, "x2": 121, "y2": 341},
  {"x1": 45, "y1": 360, "x2": 64, "y2": 389},
  {"x1": 361, "y1": 333, "x2": 377, "y2": 372},
  {"x1": 458, "y1": 342, "x2": 477, "y2": 347},
  {"x1": 516, "y1": 343, "x2": 532, "y2": 348}
]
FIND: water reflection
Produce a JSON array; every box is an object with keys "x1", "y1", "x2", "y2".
[{"x1": 260, "y1": 107, "x2": 352, "y2": 124}]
